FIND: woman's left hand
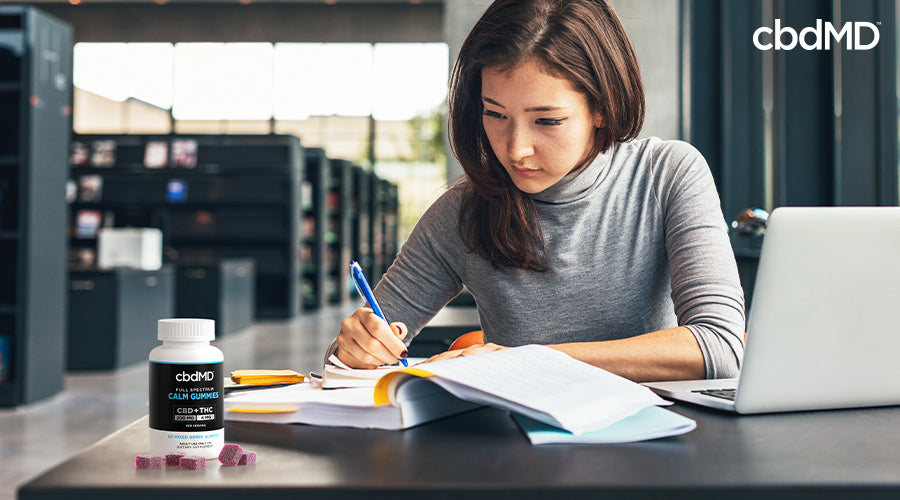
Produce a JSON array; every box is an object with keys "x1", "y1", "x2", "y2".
[{"x1": 421, "y1": 343, "x2": 507, "y2": 364}]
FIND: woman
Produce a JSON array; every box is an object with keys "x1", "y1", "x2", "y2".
[{"x1": 329, "y1": 0, "x2": 745, "y2": 382}]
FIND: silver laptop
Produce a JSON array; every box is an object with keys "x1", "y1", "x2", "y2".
[{"x1": 644, "y1": 207, "x2": 900, "y2": 414}]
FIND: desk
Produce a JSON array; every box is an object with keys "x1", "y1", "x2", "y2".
[{"x1": 18, "y1": 404, "x2": 900, "y2": 499}]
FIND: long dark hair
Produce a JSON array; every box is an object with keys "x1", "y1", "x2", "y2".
[{"x1": 449, "y1": 0, "x2": 645, "y2": 271}]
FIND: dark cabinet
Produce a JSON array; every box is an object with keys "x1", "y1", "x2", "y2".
[
  {"x1": 68, "y1": 266, "x2": 174, "y2": 371},
  {"x1": 175, "y1": 258, "x2": 255, "y2": 337}
]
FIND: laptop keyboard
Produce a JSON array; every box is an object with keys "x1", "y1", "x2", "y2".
[{"x1": 692, "y1": 388, "x2": 736, "y2": 401}]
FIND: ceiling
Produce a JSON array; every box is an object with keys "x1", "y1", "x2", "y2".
[
  {"x1": 19, "y1": 0, "x2": 441, "y2": 4},
  {"x1": 23, "y1": 0, "x2": 445, "y2": 43}
]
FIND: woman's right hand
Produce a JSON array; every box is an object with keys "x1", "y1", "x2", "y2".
[{"x1": 334, "y1": 308, "x2": 409, "y2": 369}]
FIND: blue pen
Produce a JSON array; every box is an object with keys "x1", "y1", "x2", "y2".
[{"x1": 349, "y1": 261, "x2": 408, "y2": 367}]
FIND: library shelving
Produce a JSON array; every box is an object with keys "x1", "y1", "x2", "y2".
[
  {"x1": 301, "y1": 148, "x2": 328, "y2": 310},
  {"x1": 68, "y1": 134, "x2": 304, "y2": 319},
  {"x1": 350, "y1": 165, "x2": 374, "y2": 282},
  {"x1": 0, "y1": 6, "x2": 71, "y2": 405},
  {"x1": 326, "y1": 159, "x2": 353, "y2": 305},
  {"x1": 367, "y1": 172, "x2": 384, "y2": 281},
  {"x1": 380, "y1": 179, "x2": 400, "y2": 278},
  {"x1": 369, "y1": 175, "x2": 400, "y2": 281}
]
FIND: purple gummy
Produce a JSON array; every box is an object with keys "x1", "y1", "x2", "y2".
[
  {"x1": 135, "y1": 454, "x2": 162, "y2": 469},
  {"x1": 165, "y1": 452, "x2": 186, "y2": 466},
  {"x1": 218, "y1": 443, "x2": 244, "y2": 466},
  {"x1": 237, "y1": 451, "x2": 257, "y2": 465},
  {"x1": 179, "y1": 455, "x2": 206, "y2": 470}
]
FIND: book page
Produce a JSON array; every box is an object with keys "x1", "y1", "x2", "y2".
[
  {"x1": 412, "y1": 345, "x2": 668, "y2": 434},
  {"x1": 226, "y1": 383, "x2": 377, "y2": 408},
  {"x1": 323, "y1": 355, "x2": 407, "y2": 388}
]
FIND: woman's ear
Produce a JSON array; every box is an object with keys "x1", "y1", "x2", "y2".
[{"x1": 593, "y1": 114, "x2": 604, "y2": 128}]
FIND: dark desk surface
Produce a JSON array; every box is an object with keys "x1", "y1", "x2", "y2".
[{"x1": 18, "y1": 403, "x2": 900, "y2": 500}]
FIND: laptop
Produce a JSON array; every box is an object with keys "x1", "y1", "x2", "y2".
[{"x1": 644, "y1": 206, "x2": 900, "y2": 414}]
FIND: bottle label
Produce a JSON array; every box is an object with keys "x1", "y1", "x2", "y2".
[{"x1": 149, "y1": 361, "x2": 223, "y2": 432}]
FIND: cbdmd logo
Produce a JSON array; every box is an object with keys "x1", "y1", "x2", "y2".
[
  {"x1": 176, "y1": 371, "x2": 215, "y2": 382},
  {"x1": 754, "y1": 19, "x2": 880, "y2": 50}
]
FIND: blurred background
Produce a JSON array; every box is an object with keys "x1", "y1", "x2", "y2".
[
  {"x1": 0, "y1": 0, "x2": 896, "y2": 407},
  {"x1": 1, "y1": 2, "x2": 897, "y2": 497}
]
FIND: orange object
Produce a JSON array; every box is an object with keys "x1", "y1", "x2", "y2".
[{"x1": 448, "y1": 330, "x2": 484, "y2": 351}]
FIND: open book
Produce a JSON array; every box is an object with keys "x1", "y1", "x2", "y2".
[
  {"x1": 225, "y1": 382, "x2": 480, "y2": 430},
  {"x1": 321, "y1": 354, "x2": 405, "y2": 389},
  {"x1": 373, "y1": 345, "x2": 673, "y2": 435},
  {"x1": 226, "y1": 345, "x2": 693, "y2": 440}
]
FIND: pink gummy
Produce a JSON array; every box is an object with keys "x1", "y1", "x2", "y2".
[
  {"x1": 179, "y1": 455, "x2": 206, "y2": 470},
  {"x1": 165, "y1": 452, "x2": 185, "y2": 466},
  {"x1": 135, "y1": 454, "x2": 162, "y2": 469},
  {"x1": 218, "y1": 443, "x2": 244, "y2": 466},
  {"x1": 238, "y1": 451, "x2": 257, "y2": 465}
]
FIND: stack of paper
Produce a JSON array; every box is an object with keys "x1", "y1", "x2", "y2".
[{"x1": 226, "y1": 379, "x2": 480, "y2": 430}]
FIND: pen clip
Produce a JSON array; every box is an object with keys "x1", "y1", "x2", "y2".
[{"x1": 350, "y1": 263, "x2": 368, "y2": 306}]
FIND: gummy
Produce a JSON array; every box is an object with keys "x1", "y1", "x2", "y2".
[
  {"x1": 238, "y1": 451, "x2": 257, "y2": 465},
  {"x1": 165, "y1": 452, "x2": 185, "y2": 466},
  {"x1": 135, "y1": 454, "x2": 162, "y2": 469},
  {"x1": 218, "y1": 443, "x2": 244, "y2": 466},
  {"x1": 179, "y1": 455, "x2": 206, "y2": 470}
]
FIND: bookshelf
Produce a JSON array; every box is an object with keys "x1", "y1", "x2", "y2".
[
  {"x1": 301, "y1": 148, "x2": 328, "y2": 310},
  {"x1": 68, "y1": 134, "x2": 304, "y2": 319},
  {"x1": 0, "y1": 6, "x2": 71, "y2": 405},
  {"x1": 381, "y1": 179, "x2": 400, "y2": 278},
  {"x1": 326, "y1": 159, "x2": 353, "y2": 304},
  {"x1": 370, "y1": 176, "x2": 400, "y2": 281},
  {"x1": 351, "y1": 165, "x2": 374, "y2": 282}
]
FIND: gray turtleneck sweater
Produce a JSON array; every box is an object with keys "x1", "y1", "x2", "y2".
[{"x1": 345, "y1": 137, "x2": 746, "y2": 378}]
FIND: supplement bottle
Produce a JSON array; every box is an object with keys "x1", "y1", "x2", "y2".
[{"x1": 149, "y1": 318, "x2": 224, "y2": 458}]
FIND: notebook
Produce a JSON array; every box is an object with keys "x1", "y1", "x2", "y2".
[{"x1": 643, "y1": 207, "x2": 900, "y2": 414}]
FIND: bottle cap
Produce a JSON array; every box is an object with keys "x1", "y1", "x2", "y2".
[{"x1": 158, "y1": 318, "x2": 215, "y2": 341}]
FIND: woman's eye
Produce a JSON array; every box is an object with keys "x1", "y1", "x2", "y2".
[
  {"x1": 536, "y1": 118, "x2": 565, "y2": 126},
  {"x1": 483, "y1": 109, "x2": 505, "y2": 119}
]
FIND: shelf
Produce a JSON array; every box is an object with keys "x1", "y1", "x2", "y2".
[
  {"x1": 170, "y1": 236, "x2": 291, "y2": 245},
  {"x1": 70, "y1": 201, "x2": 290, "y2": 209},
  {"x1": 70, "y1": 134, "x2": 305, "y2": 320},
  {"x1": 2, "y1": 7, "x2": 70, "y2": 406},
  {"x1": 69, "y1": 162, "x2": 297, "y2": 174}
]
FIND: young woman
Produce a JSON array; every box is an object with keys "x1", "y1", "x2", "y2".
[{"x1": 328, "y1": 0, "x2": 745, "y2": 382}]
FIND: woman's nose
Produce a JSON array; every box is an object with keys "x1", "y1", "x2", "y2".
[{"x1": 507, "y1": 123, "x2": 534, "y2": 161}]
